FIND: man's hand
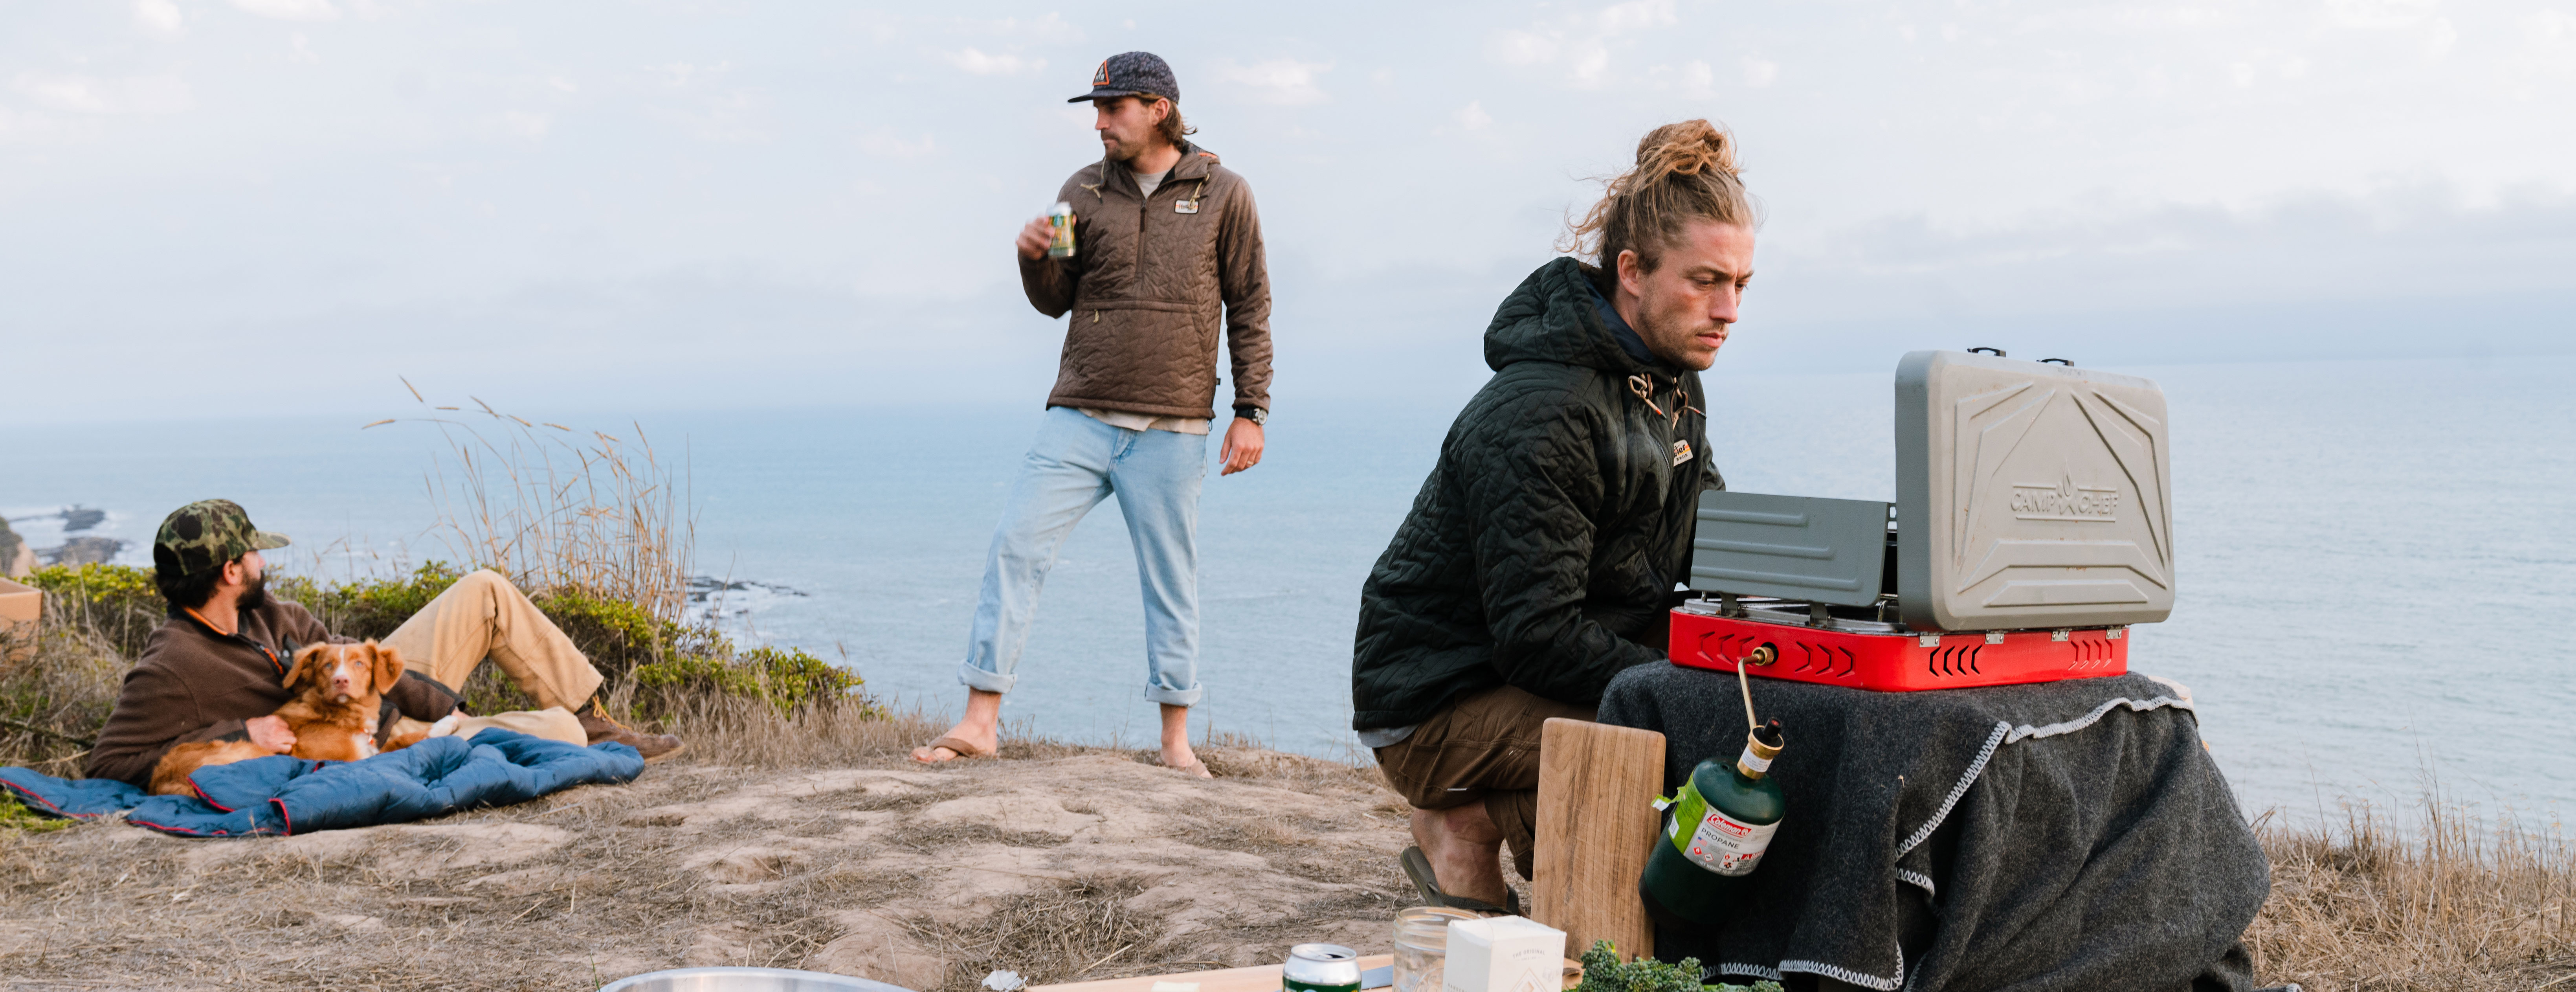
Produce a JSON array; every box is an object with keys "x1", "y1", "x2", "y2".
[
  {"x1": 244, "y1": 715, "x2": 296, "y2": 754},
  {"x1": 1016, "y1": 215, "x2": 1059, "y2": 261},
  {"x1": 1220, "y1": 417, "x2": 1264, "y2": 476}
]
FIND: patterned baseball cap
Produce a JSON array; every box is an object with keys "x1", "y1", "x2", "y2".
[
  {"x1": 1068, "y1": 51, "x2": 1178, "y2": 104},
  {"x1": 153, "y1": 500, "x2": 290, "y2": 578}
]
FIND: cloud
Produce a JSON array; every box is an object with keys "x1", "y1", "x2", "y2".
[
  {"x1": 1741, "y1": 57, "x2": 1778, "y2": 88},
  {"x1": 499, "y1": 111, "x2": 549, "y2": 140},
  {"x1": 11, "y1": 72, "x2": 194, "y2": 114},
  {"x1": 1455, "y1": 101, "x2": 1492, "y2": 130},
  {"x1": 229, "y1": 0, "x2": 340, "y2": 23},
  {"x1": 942, "y1": 48, "x2": 1045, "y2": 77},
  {"x1": 1211, "y1": 58, "x2": 1332, "y2": 105},
  {"x1": 1489, "y1": 0, "x2": 1679, "y2": 88},
  {"x1": 860, "y1": 129, "x2": 938, "y2": 159},
  {"x1": 2506, "y1": 9, "x2": 2576, "y2": 87},
  {"x1": 1776, "y1": 181, "x2": 2576, "y2": 324},
  {"x1": 134, "y1": 0, "x2": 183, "y2": 34}
]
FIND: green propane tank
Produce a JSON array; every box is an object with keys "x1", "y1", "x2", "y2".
[{"x1": 1638, "y1": 719, "x2": 1786, "y2": 926}]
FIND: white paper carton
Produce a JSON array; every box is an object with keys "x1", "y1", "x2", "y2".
[{"x1": 1440, "y1": 916, "x2": 1566, "y2": 992}]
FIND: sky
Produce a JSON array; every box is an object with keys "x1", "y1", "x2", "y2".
[{"x1": 4, "y1": 0, "x2": 2572, "y2": 424}]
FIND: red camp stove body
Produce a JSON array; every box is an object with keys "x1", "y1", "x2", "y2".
[{"x1": 1668, "y1": 600, "x2": 2128, "y2": 692}]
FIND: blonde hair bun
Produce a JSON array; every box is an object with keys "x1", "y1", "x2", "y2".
[{"x1": 1562, "y1": 118, "x2": 1758, "y2": 267}]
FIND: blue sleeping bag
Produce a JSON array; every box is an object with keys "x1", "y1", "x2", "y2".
[{"x1": 0, "y1": 729, "x2": 644, "y2": 838}]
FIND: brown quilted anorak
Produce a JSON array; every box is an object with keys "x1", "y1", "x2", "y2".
[{"x1": 1019, "y1": 144, "x2": 1272, "y2": 419}]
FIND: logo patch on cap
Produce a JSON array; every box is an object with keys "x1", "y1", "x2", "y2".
[{"x1": 1093, "y1": 60, "x2": 1110, "y2": 85}]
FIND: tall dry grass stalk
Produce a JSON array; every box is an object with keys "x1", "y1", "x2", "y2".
[
  {"x1": 372, "y1": 380, "x2": 694, "y2": 625},
  {"x1": 2250, "y1": 797, "x2": 2575, "y2": 990}
]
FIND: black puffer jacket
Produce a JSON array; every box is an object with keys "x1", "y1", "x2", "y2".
[{"x1": 1352, "y1": 257, "x2": 1720, "y2": 731}]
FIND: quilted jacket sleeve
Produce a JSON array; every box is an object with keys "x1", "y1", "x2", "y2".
[
  {"x1": 1019, "y1": 253, "x2": 1078, "y2": 318},
  {"x1": 1458, "y1": 386, "x2": 1669, "y2": 705},
  {"x1": 1215, "y1": 176, "x2": 1273, "y2": 412},
  {"x1": 1017, "y1": 179, "x2": 1084, "y2": 318}
]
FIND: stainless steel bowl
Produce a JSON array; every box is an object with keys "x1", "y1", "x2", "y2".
[{"x1": 598, "y1": 967, "x2": 919, "y2": 992}]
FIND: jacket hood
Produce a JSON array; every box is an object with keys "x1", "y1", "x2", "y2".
[{"x1": 1484, "y1": 257, "x2": 1664, "y2": 376}]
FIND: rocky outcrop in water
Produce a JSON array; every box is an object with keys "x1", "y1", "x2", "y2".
[{"x1": 44, "y1": 537, "x2": 125, "y2": 568}]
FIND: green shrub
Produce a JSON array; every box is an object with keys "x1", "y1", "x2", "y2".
[
  {"x1": 22, "y1": 564, "x2": 162, "y2": 660},
  {"x1": 285, "y1": 561, "x2": 465, "y2": 641},
  {"x1": 3, "y1": 559, "x2": 879, "y2": 764},
  {"x1": 634, "y1": 645, "x2": 873, "y2": 717}
]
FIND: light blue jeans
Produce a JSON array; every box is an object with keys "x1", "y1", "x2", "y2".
[{"x1": 959, "y1": 406, "x2": 1207, "y2": 705}]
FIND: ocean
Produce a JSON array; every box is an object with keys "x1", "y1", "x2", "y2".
[{"x1": 5, "y1": 352, "x2": 2570, "y2": 822}]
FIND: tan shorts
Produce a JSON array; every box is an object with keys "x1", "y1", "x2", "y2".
[{"x1": 1371, "y1": 684, "x2": 1594, "y2": 880}]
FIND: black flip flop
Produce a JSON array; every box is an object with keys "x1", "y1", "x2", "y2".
[{"x1": 1399, "y1": 845, "x2": 1523, "y2": 916}]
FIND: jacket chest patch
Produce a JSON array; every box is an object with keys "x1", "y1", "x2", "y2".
[
  {"x1": 1175, "y1": 199, "x2": 1199, "y2": 214},
  {"x1": 1672, "y1": 440, "x2": 1693, "y2": 466}
]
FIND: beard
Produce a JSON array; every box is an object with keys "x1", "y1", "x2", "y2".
[
  {"x1": 237, "y1": 572, "x2": 271, "y2": 612},
  {"x1": 1635, "y1": 287, "x2": 1726, "y2": 371}
]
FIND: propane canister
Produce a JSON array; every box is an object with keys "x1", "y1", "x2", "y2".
[{"x1": 1638, "y1": 719, "x2": 1786, "y2": 926}]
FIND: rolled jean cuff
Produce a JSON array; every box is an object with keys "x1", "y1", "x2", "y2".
[
  {"x1": 958, "y1": 661, "x2": 1017, "y2": 694},
  {"x1": 1144, "y1": 683, "x2": 1204, "y2": 707}
]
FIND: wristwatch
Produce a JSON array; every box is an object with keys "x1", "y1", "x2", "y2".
[{"x1": 1235, "y1": 405, "x2": 1267, "y2": 426}]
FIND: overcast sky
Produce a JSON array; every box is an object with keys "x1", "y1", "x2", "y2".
[{"x1": 4, "y1": 0, "x2": 2572, "y2": 423}]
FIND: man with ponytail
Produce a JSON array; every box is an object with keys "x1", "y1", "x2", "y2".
[{"x1": 1353, "y1": 121, "x2": 1755, "y2": 910}]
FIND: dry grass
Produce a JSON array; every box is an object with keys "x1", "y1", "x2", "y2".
[
  {"x1": 0, "y1": 593, "x2": 125, "y2": 779},
  {"x1": 376, "y1": 383, "x2": 696, "y2": 626},
  {"x1": 2247, "y1": 799, "x2": 2576, "y2": 991},
  {"x1": 914, "y1": 875, "x2": 1174, "y2": 991},
  {"x1": 0, "y1": 702, "x2": 1421, "y2": 991}
]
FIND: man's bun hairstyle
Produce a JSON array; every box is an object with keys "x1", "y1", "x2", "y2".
[{"x1": 1564, "y1": 119, "x2": 1759, "y2": 273}]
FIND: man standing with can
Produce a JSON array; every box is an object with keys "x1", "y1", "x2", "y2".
[{"x1": 911, "y1": 52, "x2": 1272, "y2": 777}]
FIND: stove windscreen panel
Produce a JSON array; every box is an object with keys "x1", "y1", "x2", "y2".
[
  {"x1": 1687, "y1": 491, "x2": 1892, "y2": 608},
  {"x1": 1895, "y1": 350, "x2": 2176, "y2": 632}
]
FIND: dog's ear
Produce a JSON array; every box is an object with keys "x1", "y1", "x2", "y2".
[
  {"x1": 367, "y1": 640, "x2": 406, "y2": 694},
  {"x1": 284, "y1": 644, "x2": 330, "y2": 691}
]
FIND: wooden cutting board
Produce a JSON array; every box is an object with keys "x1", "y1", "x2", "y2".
[{"x1": 1530, "y1": 717, "x2": 1666, "y2": 963}]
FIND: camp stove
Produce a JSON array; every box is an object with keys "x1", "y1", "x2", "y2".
[{"x1": 1670, "y1": 349, "x2": 2174, "y2": 691}]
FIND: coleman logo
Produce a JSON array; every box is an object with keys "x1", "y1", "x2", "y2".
[
  {"x1": 1093, "y1": 61, "x2": 1110, "y2": 85},
  {"x1": 2011, "y1": 476, "x2": 2120, "y2": 521}
]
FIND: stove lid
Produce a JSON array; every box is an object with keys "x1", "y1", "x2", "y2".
[{"x1": 1895, "y1": 350, "x2": 2175, "y2": 632}]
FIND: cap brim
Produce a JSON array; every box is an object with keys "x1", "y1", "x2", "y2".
[
  {"x1": 1068, "y1": 88, "x2": 1149, "y2": 103},
  {"x1": 250, "y1": 530, "x2": 292, "y2": 551}
]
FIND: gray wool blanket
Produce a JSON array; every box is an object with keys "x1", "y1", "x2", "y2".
[{"x1": 1596, "y1": 665, "x2": 2267, "y2": 992}]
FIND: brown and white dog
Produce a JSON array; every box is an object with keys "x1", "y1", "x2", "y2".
[{"x1": 148, "y1": 640, "x2": 454, "y2": 796}]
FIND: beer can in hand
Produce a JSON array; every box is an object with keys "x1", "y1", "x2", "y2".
[
  {"x1": 1284, "y1": 943, "x2": 1364, "y2": 992},
  {"x1": 1047, "y1": 201, "x2": 1076, "y2": 259}
]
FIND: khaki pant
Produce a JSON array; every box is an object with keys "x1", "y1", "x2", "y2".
[
  {"x1": 381, "y1": 569, "x2": 603, "y2": 746},
  {"x1": 1372, "y1": 684, "x2": 1594, "y2": 881}
]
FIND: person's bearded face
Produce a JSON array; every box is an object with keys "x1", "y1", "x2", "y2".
[
  {"x1": 1093, "y1": 96, "x2": 1169, "y2": 163},
  {"x1": 234, "y1": 553, "x2": 270, "y2": 611},
  {"x1": 1621, "y1": 219, "x2": 1756, "y2": 372}
]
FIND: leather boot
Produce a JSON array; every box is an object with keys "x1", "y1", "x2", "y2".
[{"x1": 575, "y1": 700, "x2": 684, "y2": 762}]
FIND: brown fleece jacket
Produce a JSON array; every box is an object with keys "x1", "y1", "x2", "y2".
[
  {"x1": 84, "y1": 600, "x2": 460, "y2": 787},
  {"x1": 1019, "y1": 142, "x2": 1273, "y2": 420}
]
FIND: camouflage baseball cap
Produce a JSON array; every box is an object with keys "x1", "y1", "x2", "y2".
[{"x1": 152, "y1": 500, "x2": 290, "y2": 578}]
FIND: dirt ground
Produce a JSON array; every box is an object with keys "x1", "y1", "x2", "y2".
[{"x1": 0, "y1": 742, "x2": 1428, "y2": 992}]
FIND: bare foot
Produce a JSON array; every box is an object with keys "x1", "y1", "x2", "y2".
[
  {"x1": 911, "y1": 689, "x2": 1003, "y2": 764},
  {"x1": 1156, "y1": 702, "x2": 1206, "y2": 775},
  {"x1": 1412, "y1": 803, "x2": 1510, "y2": 906}
]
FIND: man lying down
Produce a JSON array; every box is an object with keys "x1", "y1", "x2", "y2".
[{"x1": 83, "y1": 499, "x2": 683, "y2": 789}]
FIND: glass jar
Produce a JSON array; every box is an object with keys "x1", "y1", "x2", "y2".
[{"x1": 1392, "y1": 906, "x2": 1481, "y2": 992}]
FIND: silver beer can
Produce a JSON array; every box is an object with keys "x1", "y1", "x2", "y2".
[{"x1": 1284, "y1": 942, "x2": 1363, "y2": 992}]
